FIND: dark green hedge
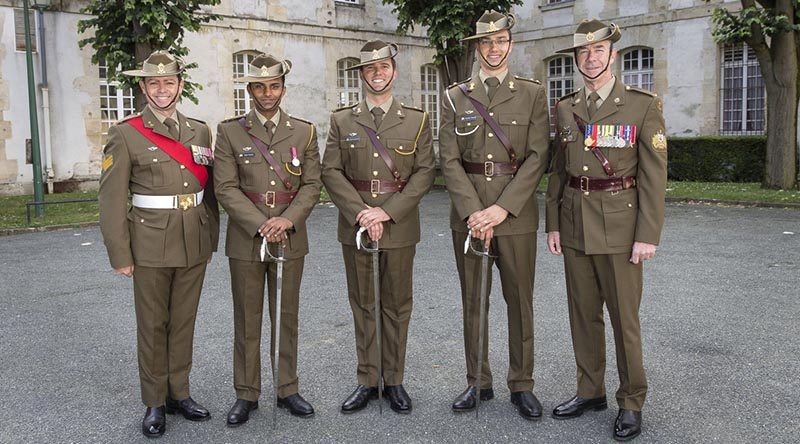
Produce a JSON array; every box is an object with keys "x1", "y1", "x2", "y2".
[{"x1": 667, "y1": 136, "x2": 766, "y2": 182}]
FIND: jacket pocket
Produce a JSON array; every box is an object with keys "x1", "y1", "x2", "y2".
[
  {"x1": 602, "y1": 190, "x2": 638, "y2": 247},
  {"x1": 127, "y1": 207, "x2": 169, "y2": 263}
]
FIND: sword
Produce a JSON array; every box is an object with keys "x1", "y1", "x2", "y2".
[
  {"x1": 464, "y1": 229, "x2": 493, "y2": 419},
  {"x1": 357, "y1": 226, "x2": 382, "y2": 414},
  {"x1": 261, "y1": 237, "x2": 286, "y2": 428}
]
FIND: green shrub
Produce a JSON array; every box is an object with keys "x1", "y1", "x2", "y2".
[{"x1": 667, "y1": 136, "x2": 766, "y2": 182}]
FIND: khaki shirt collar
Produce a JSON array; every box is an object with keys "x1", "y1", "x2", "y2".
[
  {"x1": 479, "y1": 69, "x2": 509, "y2": 93},
  {"x1": 366, "y1": 97, "x2": 393, "y2": 115},
  {"x1": 255, "y1": 109, "x2": 281, "y2": 133},
  {"x1": 584, "y1": 76, "x2": 616, "y2": 106},
  {"x1": 147, "y1": 105, "x2": 178, "y2": 124}
]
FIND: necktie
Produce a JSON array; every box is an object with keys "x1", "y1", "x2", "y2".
[
  {"x1": 588, "y1": 92, "x2": 601, "y2": 119},
  {"x1": 372, "y1": 107, "x2": 385, "y2": 129},
  {"x1": 264, "y1": 120, "x2": 275, "y2": 145},
  {"x1": 164, "y1": 118, "x2": 179, "y2": 140},
  {"x1": 485, "y1": 77, "x2": 500, "y2": 102}
]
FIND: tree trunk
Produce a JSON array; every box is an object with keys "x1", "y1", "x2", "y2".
[
  {"x1": 132, "y1": 19, "x2": 153, "y2": 111},
  {"x1": 762, "y1": 6, "x2": 798, "y2": 189}
]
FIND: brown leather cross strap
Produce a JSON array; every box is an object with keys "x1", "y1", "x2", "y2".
[
  {"x1": 244, "y1": 190, "x2": 298, "y2": 207},
  {"x1": 238, "y1": 118, "x2": 294, "y2": 190},
  {"x1": 568, "y1": 175, "x2": 636, "y2": 193},
  {"x1": 348, "y1": 178, "x2": 406, "y2": 194},
  {"x1": 359, "y1": 124, "x2": 401, "y2": 181},
  {"x1": 463, "y1": 160, "x2": 517, "y2": 177},
  {"x1": 574, "y1": 115, "x2": 615, "y2": 177},
  {"x1": 457, "y1": 83, "x2": 518, "y2": 167}
]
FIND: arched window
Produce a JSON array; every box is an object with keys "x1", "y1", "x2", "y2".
[
  {"x1": 546, "y1": 55, "x2": 574, "y2": 133},
  {"x1": 233, "y1": 51, "x2": 261, "y2": 115},
  {"x1": 420, "y1": 64, "x2": 440, "y2": 138},
  {"x1": 720, "y1": 43, "x2": 765, "y2": 135},
  {"x1": 621, "y1": 48, "x2": 654, "y2": 91},
  {"x1": 99, "y1": 60, "x2": 135, "y2": 143},
  {"x1": 337, "y1": 58, "x2": 362, "y2": 107}
]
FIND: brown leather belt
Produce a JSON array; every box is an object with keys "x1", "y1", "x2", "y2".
[
  {"x1": 463, "y1": 160, "x2": 517, "y2": 177},
  {"x1": 245, "y1": 190, "x2": 298, "y2": 208},
  {"x1": 348, "y1": 178, "x2": 406, "y2": 194},
  {"x1": 568, "y1": 175, "x2": 637, "y2": 193}
]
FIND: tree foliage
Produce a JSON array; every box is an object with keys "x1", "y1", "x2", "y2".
[
  {"x1": 382, "y1": 0, "x2": 523, "y2": 84},
  {"x1": 712, "y1": 0, "x2": 799, "y2": 189},
  {"x1": 77, "y1": 0, "x2": 221, "y2": 106}
]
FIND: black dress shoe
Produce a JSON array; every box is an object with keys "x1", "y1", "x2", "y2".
[
  {"x1": 165, "y1": 396, "x2": 211, "y2": 421},
  {"x1": 451, "y1": 386, "x2": 495, "y2": 412},
  {"x1": 614, "y1": 409, "x2": 642, "y2": 441},
  {"x1": 510, "y1": 391, "x2": 543, "y2": 420},
  {"x1": 142, "y1": 406, "x2": 166, "y2": 438},
  {"x1": 226, "y1": 399, "x2": 258, "y2": 427},
  {"x1": 552, "y1": 395, "x2": 608, "y2": 419},
  {"x1": 384, "y1": 385, "x2": 412, "y2": 414},
  {"x1": 341, "y1": 385, "x2": 378, "y2": 413},
  {"x1": 277, "y1": 393, "x2": 315, "y2": 417}
]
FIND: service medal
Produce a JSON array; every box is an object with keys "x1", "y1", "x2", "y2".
[{"x1": 290, "y1": 146, "x2": 301, "y2": 167}]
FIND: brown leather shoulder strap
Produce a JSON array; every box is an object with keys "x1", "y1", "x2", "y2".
[
  {"x1": 457, "y1": 83, "x2": 518, "y2": 165},
  {"x1": 238, "y1": 118, "x2": 293, "y2": 190},
  {"x1": 359, "y1": 124, "x2": 401, "y2": 181}
]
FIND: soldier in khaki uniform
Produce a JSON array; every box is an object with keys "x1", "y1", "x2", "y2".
[
  {"x1": 99, "y1": 50, "x2": 219, "y2": 438},
  {"x1": 214, "y1": 54, "x2": 321, "y2": 425},
  {"x1": 322, "y1": 40, "x2": 435, "y2": 414},
  {"x1": 439, "y1": 10, "x2": 550, "y2": 420},
  {"x1": 545, "y1": 20, "x2": 667, "y2": 441}
]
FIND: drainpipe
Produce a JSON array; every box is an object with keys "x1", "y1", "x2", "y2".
[{"x1": 37, "y1": 6, "x2": 53, "y2": 193}]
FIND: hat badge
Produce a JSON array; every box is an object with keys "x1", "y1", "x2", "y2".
[
  {"x1": 157, "y1": 63, "x2": 166, "y2": 74},
  {"x1": 488, "y1": 21, "x2": 498, "y2": 32},
  {"x1": 586, "y1": 32, "x2": 595, "y2": 42},
  {"x1": 372, "y1": 49, "x2": 380, "y2": 60},
  {"x1": 260, "y1": 65, "x2": 269, "y2": 76}
]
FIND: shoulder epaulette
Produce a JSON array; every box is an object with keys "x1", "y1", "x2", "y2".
[
  {"x1": 514, "y1": 75, "x2": 541, "y2": 85},
  {"x1": 448, "y1": 78, "x2": 472, "y2": 90},
  {"x1": 400, "y1": 103, "x2": 424, "y2": 113},
  {"x1": 187, "y1": 117, "x2": 207, "y2": 125},
  {"x1": 333, "y1": 103, "x2": 358, "y2": 113},
  {"x1": 221, "y1": 114, "x2": 246, "y2": 123},
  {"x1": 117, "y1": 112, "x2": 141, "y2": 125},
  {"x1": 287, "y1": 114, "x2": 313, "y2": 126},
  {"x1": 558, "y1": 89, "x2": 581, "y2": 102},
  {"x1": 624, "y1": 84, "x2": 657, "y2": 97}
]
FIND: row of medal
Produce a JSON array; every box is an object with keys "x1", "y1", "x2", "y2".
[
  {"x1": 584, "y1": 124, "x2": 637, "y2": 148},
  {"x1": 191, "y1": 145, "x2": 214, "y2": 166}
]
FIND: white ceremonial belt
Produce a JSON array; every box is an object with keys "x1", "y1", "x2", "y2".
[{"x1": 132, "y1": 190, "x2": 204, "y2": 211}]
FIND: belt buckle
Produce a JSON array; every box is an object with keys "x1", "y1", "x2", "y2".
[
  {"x1": 177, "y1": 193, "x2": 196, "y2": 211},
  {"x1": 484, "y1": 161, "x2": 494, "y2": 177},
  {"x1": 370, "y1": 179, "x2": 381, "y2": 194},
  {"x1": 265, "y1": 191, "x2": 276, "y2": 208},
  {"x1": 580, "y1": 176, "x2": 590, "y2": 193}
]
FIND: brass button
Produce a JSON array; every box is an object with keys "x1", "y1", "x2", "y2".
[
  {"x1": 183, "y1": 182, "x2": 189, "y2": 187},
  {"x1": 582, "y1": 165, "x2": 589, "y2": 171},
  {"x1": 270, "y1": 180, "x2": 276, "y2": 186},
  {"x1": 350, "y1": 144, "x2": 355, "y2": 148},
  {"x1": 583, "y1": 191, "x2": 590, "y2": 196},
  {"x1": 152, "y1": 158, "x2": 158, "y2": 162},
  {"x1": 487, "y1": 154, "x2": 493, "y2": 160},
  {"x1": 488, "y1": 133, "x2": 494, "y2": 138},
  {"x1": 627, "y1": 203, "x2": 633, "y2": 208},
  {"x1": 371, "y1": 193, "x2": 378, "y2": 198},
  {"x1": 245, "y1": 160, "x2": 250, "y2": 164},
  {"x1": 140, "y1": 218, "x2": 145, "y2": 223},
  {"x1": 467, "y1": 122, "x2": 472, "y2": 126},
  {"x1": 584, "y1": 147, "x2": 590, "y2": 151},
  {"x1": 269, "y1": 166, "x2": 274, "y2": 170},
  {"x1": 489, "y1": 112, "x2": 494, "y2": 117},
  {"x1": 511, "y1": 120, "x2": 517, "y2": 125},
  {"x1": 399, "y1": 145, "x2": 404, "y2": 150},
  {"x1": 373, "y1": 152, "x2": 379, "y2": 158},
  {"x1": 180, "y1": 165, "x2": 185, "y2": 170},
  {"x1": 486, "y1": 177, "x2": 492, "y2": 182},
  {"x1": 376, "y1": 135, "x2": 380, "y2": 140},
  {"x1": 270, "y1": 150, "x2": 275, "y2": 154},
  {"x1": 373, "y1": 171, "x2": 379, "y2": 176}
]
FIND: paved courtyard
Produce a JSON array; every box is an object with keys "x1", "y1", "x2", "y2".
[{"x1": 1, "y1": 189, "x2": 798, "y2": 443}]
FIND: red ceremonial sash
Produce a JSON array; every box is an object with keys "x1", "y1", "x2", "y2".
[{"x1": 127, "y1": 116, "x2": 208, "y2": 188}]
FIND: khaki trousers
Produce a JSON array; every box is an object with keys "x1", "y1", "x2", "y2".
[
  {"x1": 229, "y1": 256, "x2": 303, "y2": 400},
  {"x1": 342, "y1": 244, "x2": 415, "y2": 387},
  {"x1": 133, "y1": 262, "x2": 207, "y2": 407},
  {"x1": 563, "y1": 246, "x2": 647, "y2": 411},
  {"x1": 452, "y1": 231, "x2": 537, "y2": 392}
]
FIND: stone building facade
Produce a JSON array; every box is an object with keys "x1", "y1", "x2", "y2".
[{"x1": 0, "y1": 0, "x2": 754, "y2": 193}]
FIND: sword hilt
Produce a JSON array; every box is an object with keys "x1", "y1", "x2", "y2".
[
  {"x1": 356, "y1": 226, "x2": 379, "y2": 252},
  {"x1": 464, "y1": 229, "x2": 495, "y2": 257},
  {"x1": 260, "y1": 237, "x2": 287, "y2": 263}
]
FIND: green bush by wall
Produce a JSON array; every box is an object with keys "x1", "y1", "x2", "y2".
[{"x1": 667, "y1": 136, "x2": 766, "y2": 182}]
